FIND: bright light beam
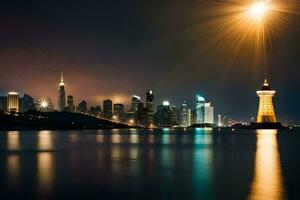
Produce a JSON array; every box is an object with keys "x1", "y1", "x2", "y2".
[
  {"x1": 36, "y1": 98, "x2": 54, "y2": 112},
  {"x1": 248, "y1": 1, "x2": 270, "y2": 21},
  {"x1": 197, "y1": 0, "x2": 296, "y2": 65}
]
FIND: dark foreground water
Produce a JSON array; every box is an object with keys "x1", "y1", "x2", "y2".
[{"x1": 0, "y1": 128, "x2": 300, "y2": 200}]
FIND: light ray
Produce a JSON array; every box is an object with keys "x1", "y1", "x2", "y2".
[
  {"x1": 36, "y1": 98, "x2": 54, "y2": 112},
  {"x1": 196, "y1": 0, "x2": 299, "y2": 66}
]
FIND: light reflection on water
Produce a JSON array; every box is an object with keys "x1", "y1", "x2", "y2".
[
  {"x1": 111, "y1": 134, "x2": 121, "y2": 144},
  {"x1": 130, "y1": 134, "x2": 139, "y2": 144},
  {"x1": 7, "y1": 131, "x2": 20, "y2": 150},
  {"x1": 193, "y1": 132, "x2": 213, "y2": 199},
  {"x1": 37, "y1": 152, "x2": 54, "y2": 193},
  {"x1": 247, "y1": 129, "x2": 286, "y2": 200},
  {"x1": 0, "y1": 129, "x2": 292, "y2": 199},
  {"x1": 38, "y1": 131, "x2": 53, "y2": 150},
  {"x1": 6, "y1": 155, "x2": 20, "y2": 187},
  {"x1": 37, "y1": 131, "x2": 55, "y2": 194},
  {"x1": 6, "y1": 131, "x2": 21, "y2": 188}
]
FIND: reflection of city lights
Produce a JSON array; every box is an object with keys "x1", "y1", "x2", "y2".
[
  {"x1": 37, "y1": 152, "x2": 54, "y2": 193},
  {"x1": 38, "y1": 131, "x2": 53, "y2": 150},
  {"x1": 7, "y1": 131, "x2": 20, "y2": 150},
  {"x1": 7, "y1": 155, "x2": 20, "y2": 187},
  {"x1": 248, "y1": 129, "x2": 285, "y2": 200}
]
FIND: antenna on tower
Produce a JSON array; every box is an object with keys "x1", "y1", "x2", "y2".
[{"x1": 59, "y1": 71, "x2": 64, "y2": 86}]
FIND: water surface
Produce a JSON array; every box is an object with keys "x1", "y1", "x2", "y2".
[{"x1": 0, "y1": 128, "x2": 299, "y2": 200}]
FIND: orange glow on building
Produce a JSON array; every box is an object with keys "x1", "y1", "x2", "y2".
[
  {"x1": 256, "y1": 79, "x2": 277, "y2": 123},
  {"x1": 7, "y1": 92, "x2": 19, "y2": 113}
]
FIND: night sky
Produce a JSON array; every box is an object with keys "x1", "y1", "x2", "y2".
[{"x1": 0, "y1": 0, "x2": 299, "y2": 122}]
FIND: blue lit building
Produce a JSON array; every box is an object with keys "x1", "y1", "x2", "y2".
[{"x1": 196, "y1": 95, "x2": 205, "y2": 124}]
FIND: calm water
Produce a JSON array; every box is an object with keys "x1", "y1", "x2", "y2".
[{"x1": 0, "y1": 128, "x2": 300, "y2": 200}]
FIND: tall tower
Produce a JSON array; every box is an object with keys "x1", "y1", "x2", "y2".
[
  {"x1": 103, "y1": 99, "x2": 113, "y2": 119},
  {"x1": 146, "y1": 90, "x2": 154, "y2": 126},
  {"x1": 204, "y1": 102, "x2": 214, "y2": 124},
  {"x1": 196, "y1": 94, "x2": 205, "y2": 124},
  {"x1": 7, "y1": 92, "x2": 20, "y2": 113},
  {"x1": 256, "y1": 79, "x2": 277, "y2": 123},
  {"x1": 58, "y1": 72, "x2": 66, "y2": 111},
  {"x1": 131, "y1": 95, "x2": 141, "y2": 112},
  {"x1": 180, "y1": 102, "x2": 189, "y2": 127}
]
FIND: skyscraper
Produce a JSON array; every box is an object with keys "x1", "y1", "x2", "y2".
[
  {"x1": 162, "y1": 101, "x2": 171, "y2": 127},
  {"x1": 77, "y1": 100, "x2": 87, "y2": 113},
  {"x1": 256, "y1": 79, "x2": 277, "y2": 123},
  {"x1": 114, "y1": 103, "x2": 125, "y2": 122},
  {"x1": 187, "y1": 108, "x2": 192, "y2": 127},
  {"x1": 58, "y1": 72, "x2": 66, "y2": 111},
  {"x1": 196, "y1": 94, "x2": 205, "y2": 124},
  {"x1": 20, "y1": 94, "x2": 35, "y2": 112},
  {"x1": 170, "y1": 106, "x2": 179, "y2": 126},
  {"x1": 146, "y1": 90, "x2": 154, "y2": 126},
  {"x1": 204, "y1": 102, "x2": 214, "y2": 124},
  {"x1": 154, "y1": 101, "x2": 171, "y2": 127},
  {"x1": 137, "y1": 102, "x2": 147, "y2": 126},
  {"x1": 67, "y1": 95, "x2": 75, "y2": 112},
  {"x1": 131, "y1": 95, "x2": 141, "y2": 113},
  {"x1": 7, "y1": 92, "x2": 19, "y2": 113},
  {"x1": 180, "y1": 102, "x2": 189, "y2": 127},
  {"x1": 0, "y1": 96, "x2": 7, "y2": 113},
  {"x1": 103, "y1": 99, "x2": 113, "y2": 119},
  {"x1": 217, "y1": 114, "x2": 223, "y2": 127},
  {"x1": 89, "y1": 105, "x2": 102, "y2": 117}
]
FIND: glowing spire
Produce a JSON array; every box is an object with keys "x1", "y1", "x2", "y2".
[
  {"x1": 59, "y1": 72, "x2": 64, "y2": 86},
  {"x1": 263, "y1": 78, "x2": 269, "y2": 87}
]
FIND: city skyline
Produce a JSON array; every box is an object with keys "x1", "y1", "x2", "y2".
[
  {"x1": 0, "y1": 71, "x2": 294, "y2": 124},
  {"x1": 0, "y1": 71, "x2": 289, "y2": 127},
  {"x1": 1, "y1": 1, "x2": 300, "y2": 200},
  {"x1": 0, "y1": 0, "x2": 299, "y2": 122}
]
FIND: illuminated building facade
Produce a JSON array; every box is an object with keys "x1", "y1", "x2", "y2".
[
  {"x1": 103, "y1": 99, "x2": 113, "y2": 119},
  {"x1": 180, "y1": 102, "x2": 189, "y2": 127},
  {"x1": 154, "y1": 101, "x2": 172, "y2": 127},
  {"x1": 170, "y1": 106, "x2": 179, "y2": 126},
  {"x1": 146, "y1": 90, "x2": 154, "y2": 126},
  {"x1": 7, "y1": 92, "x2": 20, "y2": 113},
  {"x1": 204, "y1": 102, "x2": 214, "y2": 124},
  {"x1": 67, "y1": 95, "x2": 75, "y2": 112},
  {"x1": 256, "y1": 79, "x2": 277, "y2": 123},
  {"x1": 58, "y1": 72, "x2": 66, "y2": 111},
  {"x1": 217, "y1": 114, "x2": 223, "y2": 127},
  {"x1": 131, "y1": 95, "x2": 141, "y2": 113},
  {"x1": 196, "y1": 95, "x2": 205, "y2": 124},
  {"x1": 114, "y1": 103, "x2": 125, "y2": 122},
  {"x1": 136, "y1": 102, "x2": 148, "y2": 126},
  {"x1": 187, "y1": 108, "x2": 191, "y2": 126}
]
